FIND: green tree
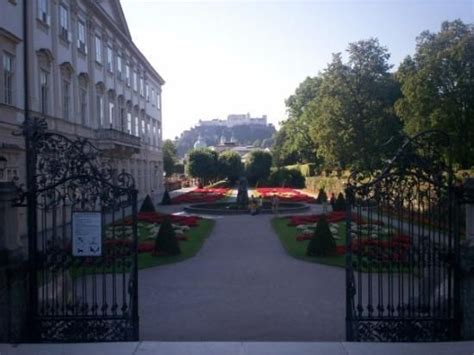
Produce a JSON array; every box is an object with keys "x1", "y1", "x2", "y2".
[
  {"x1": 217, "y1": 150, "x2": 244, "y2": 184},
  {"x1": 163, "y1": 139, "x2": 177, "y2": 176},
  {"x1": 395, "y1": 20, "x2": 474, "y2": 168},
  {"x1": 186, "y1": 148, "x2": 218, "y2": 184},
  {"x1": 245, "y1": 150, "x2": 272, "y2": 185}
]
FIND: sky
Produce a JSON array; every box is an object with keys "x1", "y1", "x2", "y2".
[{"x1": 120, "y1": 0, "x2": 474, "y2": 140}]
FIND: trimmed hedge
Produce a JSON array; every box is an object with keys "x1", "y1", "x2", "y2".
[
  {"x1": 268, "y1": 168, "x2": 305, "y2": 188},
  {"x1": 306, "y1": 215, "x2": 336, "y2": 256},
  {"x1": 284, "y1": 163, "x2": 318, "y2": 177},
  {"x1": 161, "y1": 190, "x2": 171, "y2": 205},
  {"x1": 154, "y1": 218, "x2": 181, "y2": 255},
  {"x1": 140, "y1": 195, "x2": 156, "y2": 212}
]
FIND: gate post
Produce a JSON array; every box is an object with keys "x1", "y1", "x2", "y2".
[
  {"x1": 0, "y1": 182, "x2": 28, "y2": 342},
  {"x1": 460, "y1": 178, "x2": 474, "y2": 340}
]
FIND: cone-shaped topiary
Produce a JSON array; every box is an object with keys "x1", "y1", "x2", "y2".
[
  {"x1": 307, "y1": 215, "x2": 336, "y2": 256},
  {"x1": 140, "y1": 194, "x2": 156, "y2": 212},
  {"x1": 333, "y1": 192, "x2": 346, "y2": 211},
  {"x1": 316, "y1": 188, "x2": 328, "y2": 204},
  {"x1": 161, "y1": 189, "x2": 171, "y2": 205},
  {"x1": 154, "y1": 218, "x2": 181, "y2": 255}
]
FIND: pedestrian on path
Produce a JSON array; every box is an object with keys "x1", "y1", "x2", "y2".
[{"x1": 271, "y1": 195, "x2": 279, "y2": 215}]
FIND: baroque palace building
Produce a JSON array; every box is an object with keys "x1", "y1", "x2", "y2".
[{"x1": 0, "y1": 0, "x2": 165, "y2": 213}]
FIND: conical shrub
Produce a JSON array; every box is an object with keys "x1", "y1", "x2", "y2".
[
  {"x1": 307, "y1": 215, "x2": 336, "y2": 256},
  {"x1": 161, "y1": 189, "x2": 171, "y2": 205},
  {"x1": 140, "y1": 195, "x2": 156, "y2": 212},
  {"x1": 333, "y1": 192, "x2": 346, "y2": 211},
  {"x1": 154, "y1": 218, "x2": 181, "y2": 255},
  {"x1": 316, "y1": 188, "x2": 328, "y2": 204}
]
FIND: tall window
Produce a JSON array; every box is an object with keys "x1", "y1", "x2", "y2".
[
  {"x1": 120, "y1": 107, "x2": 125, "y2": 131},
  {"x1": 127, "y1": 111, "x2": 132, "y2": 134},
  {"x1": 40, "y1": 70, "x2": 49, "y2": 114},
  {"x1": 156, "y1": 91, "x2": 161, "y2": 109},
  {"x1": 59, "y1": 5, "x2": 69, "y2": 41},
  {"x1": 133, "y1": 71, "x2": 137, "y2": 91},
  {"x1": 134, "y1": 114, "x2": 139, "y2": 137},
  {"x1": 95, "y1": 36, "x2": 102, "y2": 63},
  {"x1": 77, "y1": 21, "x2": 86, "y2": 53},
  {"x1": 147, "y1": 120, "x2": 151, "y2": 144},
  {"x1": 80, "y1": 88, "x2": 87, "y2": 125},
  {"x1": 151, "y1": 88, "x2": 155, "y2": 106},
  {"x1": 141, "y1": 118, "x2": 146, "y2": 138},
  {"x1": 117, "y1": 55, "x2": 122, "y2": 79},
  {"x1": 152, "y1": 121, "x2": 157, "y2": 146},
  {"x1": 107, "y1": 47, "x2": 113, "y2": 72},
  {"x1": 96, "y1": 95, "x2": 104, "y2": 127},
  {"x1": 62, "y1": 80, "x2": 70, "y2": 120},
  {"x1": 145, "y1": 84, "x2": 149, "y2": 101},
  {"x1": 140, "y1": 77, "x2": 144, "y2": 96},
  {"x1": 125, "y1": 64, "x2": 130, "y2": 86},
  {"x1": 37, "y1": 0, "x2": 49, "y2": 24},
  {"x1": 3, "y1": 53, "x2": 14, "y2": 105},
  {"x1": 108, "y1": 102, "x2": 114, "y2": 127}
]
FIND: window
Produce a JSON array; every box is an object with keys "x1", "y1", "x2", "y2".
[
  {"x1": 62, "y1": 80, "x2": 70, "y2": 120},
  {"x1": 80, "y1": 88, "x2": 87, "y2": 125},
  {"x1": 108, "y1": 102, "x2": 114, "y2": 127},
  {"x1": 117, "y1": 55, "x2": 122, "y2": 79},
  {"x1": 133, "y1": 71, "x2": 137, "y2": 91},
  {"x1": 151, "y1": 88, "x2": 155, "y2": 106},
  {"x1": 120, "y1": 107, "x2": 125, "y2": 131},
  {"x1": 59, "y1": 5, "x2": 69, "y2": 41},
  {"x1": 107, "y1": 47, "x2": 113, "y2": 73},
  {"x1": 140, "y1": 77, "x2": 144, "y2": 96},
  {"x1": 145, "y1": 84, "x2": 149, "y2": 101},
  {"x1": 37, "y1": 0, "x2": 49, "y2": 24},
  {"x1": 77, "y1": 21, "x2": 87, "y2": 53},
  {"x1": 152, "y1": 121, "x2": 157, "y2": 146},
  {"x1": 141, "y1": 118, "x2": 146, "y2": 137},
  {"x1": 125, "y1": 64, "x2": 130, "y2": 86},
  {"x1": 96, "y1": 95, "x2": 104, "y2": 126},
  {"x1": 134, "y1": 114, "x2": 139, "y2": 136},
  {"x1": 95, "y1": 36, "x2": 102, "y2": 63},
  {"x1": 3, "y1": 53, "x2": 14, "y2": 105},
  {"x1": 127, "y1": 111, "x2": 132, "y2": 134},
  {"x1": 156, "y1": 91, "x2": 161, "y2": 109},
  {"x1": 40, "y1": 70, "x2": 49, "y2": 114},
  {"x1": 147, "y1": 121, "x2": 151, "y2": 144}
]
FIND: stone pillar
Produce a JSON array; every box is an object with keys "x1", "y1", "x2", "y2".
[
  {"x1": 461, "y1": 178, "x2": 474, "y2": 340},
  {"x1": 0, "y1": 182, "x2": 28, "y2": 342}
]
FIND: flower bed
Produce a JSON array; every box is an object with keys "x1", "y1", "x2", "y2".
[
  {"x1": 255, "y1": 187, "x2": 316, "y2": 203},
  {"x1": 171, "y1": 188, "x2": 230, "y2": 204}
]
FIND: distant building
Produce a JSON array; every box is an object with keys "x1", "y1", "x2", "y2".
[
  {"x1": 193, "y1": 134, "x2": 207, "y2": 149},
  {"x1": 198, "y1": 113, "x2": 267, "y2": 128}
]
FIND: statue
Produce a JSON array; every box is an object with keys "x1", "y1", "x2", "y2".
[{"x1": 236, "y1": 177, "x2": 249, "y2": 207}]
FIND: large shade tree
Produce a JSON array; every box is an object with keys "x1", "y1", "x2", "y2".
[
  {"x1": 308, "y1": 38, "x2": 402, "y2": 170},
  {"x1": 186, "y1": 148, "x2": 218, "y2": 184},
  {"x1": 162, "y1": 139, "x2": 177, "y2": 176},
  {"x1": 395, "y1": 20, "x2": 474, "y2": 168},
  {"x1": 217, "y1": 150, "x2": 244, "y2": 184},
  {"x1": 245, "y1": 150, "x2": 272, "y2": 184}
]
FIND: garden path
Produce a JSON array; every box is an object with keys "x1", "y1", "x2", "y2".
[{"x1": 138, "y1": 209, "x2": 346, "y2": 341}]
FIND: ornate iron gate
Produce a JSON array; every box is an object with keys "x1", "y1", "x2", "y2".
[
  {"x1": 345, "y1": 130, "x2": 460, "y2": 341},
  {"x1": 18, "y1": 117, "x2": 139, "y2": 342}
]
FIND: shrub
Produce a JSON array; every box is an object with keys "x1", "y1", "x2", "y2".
[
  {"x1": 246, "y1": 150, "x2": 272, "y2": 185},
  {"x1": 217, "y1": 150, "x2": 244, "y2": 184},
  {"x1": 333, "y1": 192, "x2": 346, "y2": 211},
  {"x1": 140, "y1": 195, "x2": 156, "y2": 212},
  {"x1": 154, "y1": 218, "x2": 181, "y2": 255},
  {"x1": 306, "y1": 215, "x2": 336, "y2": 256},
  {"x1": 161, "y1": 190, "x2": 171, "y2": 205},
  {"x1": 268, "y1": 168, "x2": 305, "y2": 188},
  {"x1": 316, "y1": 188, "x2": 328, "y2": 203}
]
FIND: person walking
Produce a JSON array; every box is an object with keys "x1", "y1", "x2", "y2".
[{"x1": 271, "y1": 195, "x2": 279, "y2": 215}]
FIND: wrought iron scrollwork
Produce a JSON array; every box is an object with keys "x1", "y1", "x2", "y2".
[{"x1": 345, "y1": 130, "x2": 460, "y2": 342}]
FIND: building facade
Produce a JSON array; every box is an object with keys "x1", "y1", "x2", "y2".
[{"x1": 0, "y1": 0, "x2": 165, "y2": 215}]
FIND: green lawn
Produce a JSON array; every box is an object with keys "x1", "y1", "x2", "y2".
[
  {"x1": 137, "y1": 218, "x2": 215, "y2": 269},
  {"x1": 271, "y1": 217, "x2": 346, "y2": 268}
]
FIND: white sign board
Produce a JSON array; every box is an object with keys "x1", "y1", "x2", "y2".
[{"x1": 72, "y1": 212, "x2": 102, "y2": 257}]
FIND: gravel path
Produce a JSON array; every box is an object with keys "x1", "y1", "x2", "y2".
[{"x1": 139, "y1": 212, "x2": 346, "y2": 341}]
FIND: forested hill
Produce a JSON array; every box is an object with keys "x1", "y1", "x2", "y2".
[{"x1": 175, "y1": 124, "x2": 276, "y2": 157}]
